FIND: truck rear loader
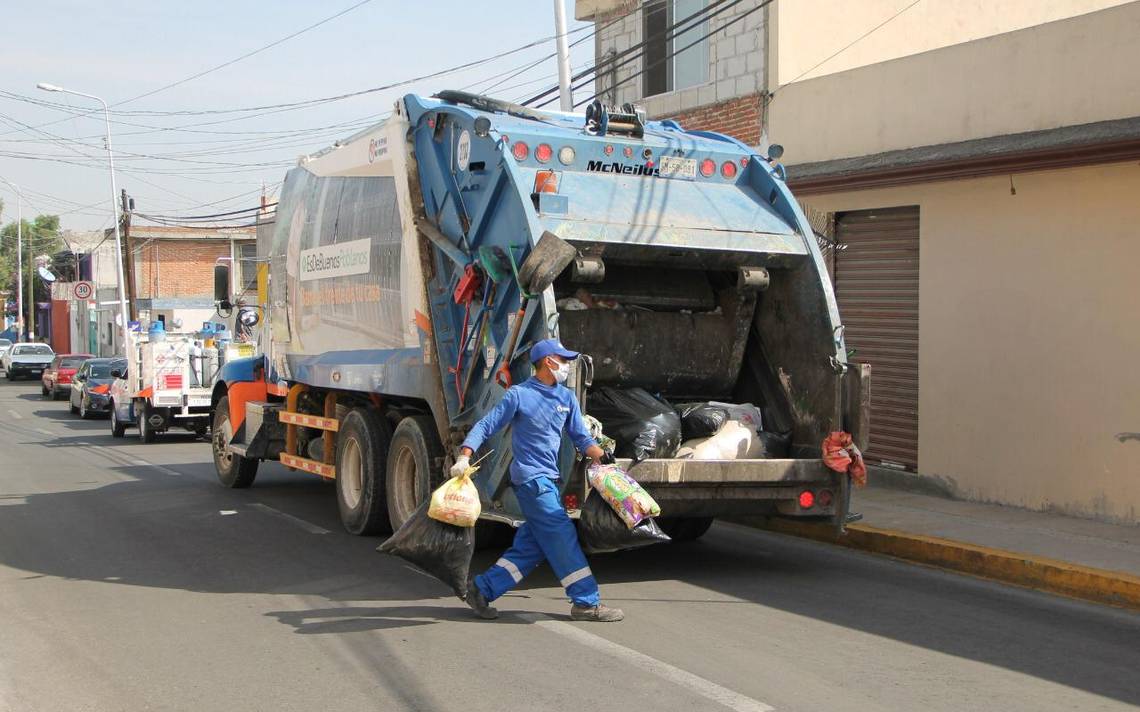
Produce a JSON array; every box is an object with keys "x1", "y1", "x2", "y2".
[{"x1": 210, "y1": 91, "x2": 870, "y2": 540}]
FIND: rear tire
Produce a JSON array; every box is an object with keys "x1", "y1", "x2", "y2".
[
  {"x1": 385, "y1": 415, "x2": 445, "y2": 531},
  {"x1": 213, "y1": 395, "x2": 258, "y2": 488},
  {"x1": 337, "y1": 408, "x2": 393, "y2": 536},
  {"x1": 110, "y1": 404, "x2": 126, "y2": 438},
  {"x1": 659, "y1": 516, "x2": 714, "y2": 542},
  {"x1": 138, "y1": 401, "x2": 157, "y2": 444}
]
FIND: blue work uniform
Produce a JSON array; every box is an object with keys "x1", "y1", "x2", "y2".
[{"x1": 462, "y1": 376, "x2": 600, "y2": 607}]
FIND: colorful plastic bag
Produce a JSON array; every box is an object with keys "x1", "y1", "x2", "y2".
[
  {"x1": 428, "y1": 473, "x2": 481, "y2": 527},
  {"x1": 822, "y1": 431, "x2": 868, "y2": 487},
  {"x1": 586, "y1": 462, "x2": 661, "y2": 529}
]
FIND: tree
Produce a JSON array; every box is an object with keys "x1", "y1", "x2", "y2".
[{"x1": 1, "y1": 213, "x2": 65, "y2": 325}]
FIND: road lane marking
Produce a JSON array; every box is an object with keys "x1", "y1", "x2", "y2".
[
  {"x1": 7, "y1": 409, "x2": 20, "y2": 419},
  {"x1": 36, "y1": 428, "x2": 53, "y2": 436},
  {"x1": 521, "y1": 613, "x2": 775, "y2": 712},
  {"x1": 131, "y1": 459, "x2": 181, "y2": 476},
  {"x1": 249, "y1": 503, "x2": 331, "y2": 535}
]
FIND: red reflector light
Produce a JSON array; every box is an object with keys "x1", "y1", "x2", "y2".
[
  {"x1": 741, "y1": 157, "x2": 749, "y2": 166},
  {"x1": 798, "y1": 490, "x2": 815, "y2": 509},
  {"x1": 604, "y1": 144, "x2": 614, "y2": 155},
  {"x1": 563, "y1": 493, "x2": 579, "y2": 510},
  {"x1": 533, "y1": 169, "x2": 558, "y2": 194},
  {"x1": 817, "y1": 489, "x2": 833, "y2": 507},
  {"x1": 623, "y1": 146, "x2": 634, "y2": 158},
  {"x1": 162, "y1": 374, "x2": 183, "y2": 390},
  {"x1": 721, "y1": 160, "x2": 738, "y2": 178},
  {"x1": 512, "y1": 141, "x2": 529, "y2": 161},
  {"x1": 535, "y1": 143, "x2": 553, "y2": 163},
  {"x1": 699, "y1": 158, "x2": 716, "y2": 177}
]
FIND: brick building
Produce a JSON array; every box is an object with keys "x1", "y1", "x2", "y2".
[{"x1": 576, "y1": 0, "x2": 768, "y2": 145}]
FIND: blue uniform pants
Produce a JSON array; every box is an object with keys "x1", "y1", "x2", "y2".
[{"x1": 474, "y1": 476, "x2": 600, "y2": 607}]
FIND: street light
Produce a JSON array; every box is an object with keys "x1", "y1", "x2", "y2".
[
  {"x1": 36, "y1": 82, "x2": 130, "y2": 352},
  {"x1": 0, "y1": 178, "x2": 23, "y2": 339}
]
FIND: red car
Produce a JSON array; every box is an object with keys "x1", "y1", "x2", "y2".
[{"x1": 42, "y1": 353, "x2": 93, "y2": 400}]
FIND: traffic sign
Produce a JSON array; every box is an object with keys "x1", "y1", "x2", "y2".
[{"x1": 72, "y1": 281, "x2": 94, "y2": 300}]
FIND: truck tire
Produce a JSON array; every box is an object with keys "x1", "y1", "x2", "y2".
[
  {"x1": 138, "y1": 401, "x2": 157, "y2": 443},
  {"x1": 110, "y1": 403, "x2": 126, "y2": 438},
  {"x1": 659, "y1": 516, "x2": 714, "y2": 543},
  {"x1": 385, "y1": 415, "x2": 444, "y2": 531},
  {"x1": 336, "y1": 408, "x2": 393, "y2": 536},
  {"x1": 212, "y1": 396, "x2": 258, "y2": 488}
]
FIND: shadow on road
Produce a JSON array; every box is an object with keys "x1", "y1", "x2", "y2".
[{"x1": 1, "y1": 448, "x2": 1138, "y2": 705}]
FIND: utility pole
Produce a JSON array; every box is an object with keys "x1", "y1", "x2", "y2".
[
  {"x1": 27, "y1": 228, "x2": 34, "y2": 341},
  {"x1": 0, "y1": 178, "x2": 22, "y2": 340},
  {"x1": 553, "y1": 0, "x2": 574, "y2": 111},
  {"x1": 121, "y1": 189, "x2": 137, "y2": 322}
]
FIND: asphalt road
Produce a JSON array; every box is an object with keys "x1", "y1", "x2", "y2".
[{"x1": 1, "y1": 376, "x2": 1138, "y2": 712}]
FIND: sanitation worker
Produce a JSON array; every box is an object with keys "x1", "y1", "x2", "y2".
[{"x1": 454, "y1": 338, "x2": 624, "y2": 622}]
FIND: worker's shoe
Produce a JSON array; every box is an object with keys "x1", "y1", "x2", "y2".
[
  {"x1": 570, "y1": 603, "x2": 624, "y2": 622},
  {"x1": 465, "y1": 580, "x2": 498, "y2": 620}
]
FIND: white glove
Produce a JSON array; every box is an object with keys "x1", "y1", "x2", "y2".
[{"x1": 450, "y1": 454, "x2": 471, "y2": 479}]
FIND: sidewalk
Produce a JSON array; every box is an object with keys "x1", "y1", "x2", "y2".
[{"x1": 747, "y1": 476, "x2": 1140, "y2": 610}]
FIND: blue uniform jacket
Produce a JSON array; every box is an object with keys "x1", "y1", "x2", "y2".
[{"x1": 462, "y1": 377, "x2": 597, "y2": 485}]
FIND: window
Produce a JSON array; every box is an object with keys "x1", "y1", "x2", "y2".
[
  {"x1": 15, "y1": 344, "x2": 53, "y2": 355},
  {"x1": 236, "y1": 242, "x2": 258, "y2": 296},
  {"x1": 643, "y1": 0, "x2": 710, "y2": 97}
]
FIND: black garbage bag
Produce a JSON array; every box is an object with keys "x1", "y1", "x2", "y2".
[
  {"x1": 588, "y1": 387, "x2": 682, "y2": 463},
  {"x1": 577, "y1": 494, "x2": 671, "y2": 555},
  {"x1": 377, "y1": 501, "x2": 475, "y2": 598},
  {"x1": 675, "y1": 402, "x2": 729, "y2": 440},
  {"x1": 757, "y1": 430, "x2": 793, "y2": 458}
]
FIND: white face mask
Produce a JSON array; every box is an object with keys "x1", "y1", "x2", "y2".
[{"x1": 549, "y1": 358, "x2": 571, "y2": 384}]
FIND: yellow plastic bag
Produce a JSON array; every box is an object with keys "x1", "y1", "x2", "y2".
[{"x1": 428, "y1": 473, "x2": 481, "y2": 527}]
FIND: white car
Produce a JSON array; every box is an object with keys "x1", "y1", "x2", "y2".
[
  {"x1": 3, "y1": 343, "x2": 56, "y2": 381},
  {"x1": 0, "y1": 338, "x2": 12, "y2": 362}
]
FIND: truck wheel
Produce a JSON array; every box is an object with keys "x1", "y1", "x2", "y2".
[
  {"x1": 213, "y1": 396, "x2": 258, "y2": 488},
  {"x1": 110, "y1": 404, "x2": 126, "y2": 438},
  {"x1": 659, "y1": 516, "x2": 714, "y2": 543},
  {"x1": 336, "y1": 408, "x2": 393, "y2": 536},
  {"x1": 137, "y1": 401, "x2": 157, "y2": 444},
  {"x1": 385, "y1": 415, "x2": 445, "y2": 531}
]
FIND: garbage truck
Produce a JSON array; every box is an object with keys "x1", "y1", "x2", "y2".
[{"x1": 209, "y1": 91, "x2": 870, "y2": 540}]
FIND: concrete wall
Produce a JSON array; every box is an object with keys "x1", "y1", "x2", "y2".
[
  {"x1": 771, "y1": 0, "x2": 1133, "y2": 84},
  {"x1": 591, "y1": 0, "x2": 766, "y2": 116},
  {"x1": 767, "y1": 1, "x2": 1140, "y2": 163},
  {"x1": 802, "y1": 161, "x2": 1140, "y2": 524}
]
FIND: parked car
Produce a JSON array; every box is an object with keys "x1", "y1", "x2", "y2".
[
  {"x1": 0, "y1": 338, "x2": 12, "y2": 362},
  {"x1": 3, "y1": 343, "x2": 56, "y2": 380},
  {"x1": 108, "y1": 361, "x2": 134, "y2": 437},
  {"x1": 42, "y1": 353, "x2": 93, "y2": 399},
  {"x1": 70, "y1": 357, "x2": 126, "y2": 419}
]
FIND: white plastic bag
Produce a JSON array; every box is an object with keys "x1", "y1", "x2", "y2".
[
  {"x1": 676, "y1": 420, "x2": 764, "y2": 460},
  {"x1": 428, "y1": 473, "x2": 481, "y2": 527},
  {"x1": 708, "y1": 401, "x2": 762, "y2": 431}
]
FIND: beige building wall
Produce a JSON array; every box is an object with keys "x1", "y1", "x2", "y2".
[
  {"x1": 803, "y1": 162, "x2": 1140, "y2": 524},
  {"x1": 771, "y1": 0, "x2": 1133, "y2": 84},
  {"x1": 767, "y1": 1, "x2": 1140, "y2": 163}
]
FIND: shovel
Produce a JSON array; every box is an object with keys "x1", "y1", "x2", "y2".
[{"x1": 494, "y1": 231, "x2": 577, "y2": 388}]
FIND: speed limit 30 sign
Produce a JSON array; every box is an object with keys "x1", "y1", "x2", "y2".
[{"x1": 72, "y1": 281, "x2": 94, "y2": 300}]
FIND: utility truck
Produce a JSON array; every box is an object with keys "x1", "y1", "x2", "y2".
[{"x1": 209, "y1": 91, "x2": 869, "y2": 540}]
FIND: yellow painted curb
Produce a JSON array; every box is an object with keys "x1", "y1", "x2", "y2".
[{"x1": 747, "y1": 518, "x2": 1140, "y2": 610}]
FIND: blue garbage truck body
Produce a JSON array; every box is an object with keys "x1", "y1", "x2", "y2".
[{"x1": 210, "y1": 91, "x2": 869, "y2": 538}]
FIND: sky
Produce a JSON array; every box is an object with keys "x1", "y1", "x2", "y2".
[{"x1": 0, "y1": 0, "x2": 596, "y2": 233}]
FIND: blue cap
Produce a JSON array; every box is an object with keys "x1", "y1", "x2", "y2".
[{"x1": 530, "y1": 338, "x2": 579, "y2": 363}]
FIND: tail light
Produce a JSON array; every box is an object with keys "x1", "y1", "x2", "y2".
[
  {"x1": 558, "y1": 146, "x2": 576, "y2": 165},
  {"x1": 563, "y1": 493, "x2": 579, "y2": 510},
  {"x1": 817, "y1": 489, "x2": 834, "y2": 507},
  {"x1": 162, "y1": 373, "x2": 183, "y2": 390},
  {"x1": 798, "y1": 490, "x2": 815, "y2": 509},
  {"x1": 699, "y1": 158, "x2": 716, "y2": 177},
  {"x1": 512, "y1": 141, "x2": 529, "y2": 161},
  {"x1": 533, "y1": 170, "x2": 559, "y2": 194},
  {"x1": 535, "y1": 143, "x2": 553, "y2": 163},
  {"x1": 721, "y1": 160, "x2": 738, "y2": 179}
]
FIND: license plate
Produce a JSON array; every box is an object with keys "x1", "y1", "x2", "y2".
[
  {"x1": 188, "y1": 397, "x2": 211, "y2": 408},
  {"x1": 658, "y1": 156, "x2": 697, "y2": 179}
]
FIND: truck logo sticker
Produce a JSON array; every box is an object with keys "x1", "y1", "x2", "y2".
[
  {"x1": 586, "y1": 160, "x2": 660, "y2": 177},
  {"x1": 456, "y1": 130, "x2": 471, "y2": 172},
  {"x1": 299, "y1": 238, "x2": 372, "y2": 282}
]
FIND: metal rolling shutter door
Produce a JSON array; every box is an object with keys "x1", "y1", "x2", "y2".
[{"x1": 834, "y1": 207, "x2": 920, "y2": 470}]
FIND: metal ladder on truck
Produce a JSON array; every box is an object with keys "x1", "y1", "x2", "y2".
[{"x1": 278, "y1": 384, "x2": 339, "y2": 478}]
